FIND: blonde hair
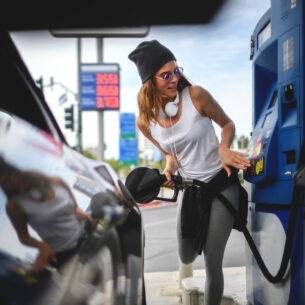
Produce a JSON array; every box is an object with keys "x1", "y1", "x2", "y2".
[{"x1": 137, "y1": 75, "x2": 192, "y2": 131}]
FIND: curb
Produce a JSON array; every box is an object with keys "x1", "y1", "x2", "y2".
[{"x1": 139, "y1": 200, "x2": 177, "y2": 209}]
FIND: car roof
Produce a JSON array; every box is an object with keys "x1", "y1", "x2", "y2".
[{"x1": 1, "y1": 0, "x2": 227, "y2": 30}]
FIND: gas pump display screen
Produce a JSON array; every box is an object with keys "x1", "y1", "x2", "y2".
[
  {"x1": 261, "y1": 91, "x2": 278, "y2": 128},
  {"x1": 258, "y1": 21, "x2": 271, "y2": 48}
]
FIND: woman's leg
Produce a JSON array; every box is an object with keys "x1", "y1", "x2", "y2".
[
  {"x1": 203, "y1": 183, "x2": 239, "y2": 305},
  {"x1": 176, "y1": 192, "x2": 198, "y2": 264}
]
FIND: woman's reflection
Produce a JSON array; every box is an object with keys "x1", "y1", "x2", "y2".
[{"x1": 0, "y1": 156, "x2": 95, "y2": 273}]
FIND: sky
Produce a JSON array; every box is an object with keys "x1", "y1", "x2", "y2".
[{"x1": 10, "y1": 0, "x2": 271, "y2": 160}]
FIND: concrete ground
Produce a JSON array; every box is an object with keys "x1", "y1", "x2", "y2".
[{"x1": 144, "y1": 267, "x2": 247, "y2": 305}]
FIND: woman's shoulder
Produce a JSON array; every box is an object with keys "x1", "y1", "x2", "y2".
[
  {"x1": 187, "y1": 85, "x2": 216, "y2": 116},
  {"x1": 188, "y1": 85, "x2": 212, "y2": 98},
  {"x1": 188, "y1": 85, "x2": 214, "y2": 106},
  {"x1": 6, "y1": 197, "x2": 25, "y2": 216},
  {"x1": 136, "y1": 115, "x2": 146, "y2": 131}
]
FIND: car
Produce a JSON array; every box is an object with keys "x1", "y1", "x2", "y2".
[
  {"x1": 0, "y1": 29, "x2": 146, "y2": 305},
  {"x1": 0, "y1": 2, "x2": 226, "y2": 304}
]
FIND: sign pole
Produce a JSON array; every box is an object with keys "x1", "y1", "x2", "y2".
[
  {"x1": 77, "y1": 38, "x2": 82, "y2": 151},
  {"x1": 51, "y1": 27, "x2": 149, "y2": 161},
  {"x1": 97, "y1": 38, "x2": 105, "y2": 161}
]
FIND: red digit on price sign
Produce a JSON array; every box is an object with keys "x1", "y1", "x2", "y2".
[
  {"x1": 96, "y1": 85, "x2": 119, "y2": 96},
  {"x1": 96, "y1": 73, "x2": 118, "y2": 85},
  {"x1": 97, "y1": 97, "x2": 119, "y2": 108}
]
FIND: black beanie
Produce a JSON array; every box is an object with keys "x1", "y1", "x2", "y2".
[{"x1": 128, "y1": 40, "x2": 176, "y2": 83}]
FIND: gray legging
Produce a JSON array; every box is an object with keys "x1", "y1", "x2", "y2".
[{"x1": 177, "y1": 183, "x2": 240, "y2": 305}]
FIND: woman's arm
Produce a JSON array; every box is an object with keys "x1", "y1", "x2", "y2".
[
  {"x1": 5, "y1": 199, "x2": 57, "y2": 272},
  {"x1": 53, "y1": 176, "x2": 95, "y2": 224},
  {"x1": 137, "y1": 116, "x2": 177, "y2": 187},
  {"x1": 190, "y1": 85, "x2": 250, "y2": 176}
]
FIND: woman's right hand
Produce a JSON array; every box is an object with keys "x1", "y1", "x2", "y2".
[
  {"x1": 34, "y1": 242, "x2": 57, "y2": 273},
  {"x1": 162, "y1": 154, "x2": 178, "y2": 188}
]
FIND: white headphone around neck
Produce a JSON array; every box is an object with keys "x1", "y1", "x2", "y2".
[{"x1": 160, "y1": 95, "x2": 179, "y2": 118}]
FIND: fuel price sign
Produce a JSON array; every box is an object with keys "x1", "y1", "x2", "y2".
[{"x1": 80, "y1": 63, "x2": 120, "y2": 111}]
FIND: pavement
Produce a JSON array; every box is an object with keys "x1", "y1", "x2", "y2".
[
  {"x1": 141, "y1": 200, "x2": 248, "y2": 305},
  {"x1": 144, "y1": 266, "x2": 247, "y2": 305}
]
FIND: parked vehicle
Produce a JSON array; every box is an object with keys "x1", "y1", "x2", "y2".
[
  {"x1": 0, "y1": 29, "x2": 145, "y2": 305},
  {"x1": 0, "y1": 2, "x2": 225, "y2": 303}
]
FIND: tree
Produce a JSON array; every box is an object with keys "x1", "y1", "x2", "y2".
[{"x1": 237, "y1": 135, "x2": 249, "y2": 150}]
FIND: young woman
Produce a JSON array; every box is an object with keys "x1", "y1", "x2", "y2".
[
  {"x1": 128, "y1": 40, "x2": 250, "y2": 305},
  {"x1": 0, "y1": 157, "x2": 94, "y2": 273}
]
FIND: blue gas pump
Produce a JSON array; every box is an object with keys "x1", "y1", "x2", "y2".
[{"x1": 244, "y1": 1, "x2": 305, "y2": 304}]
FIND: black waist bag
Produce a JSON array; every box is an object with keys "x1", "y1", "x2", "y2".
[{"x1": 180, "y1": 168, "x2": 248, "y2": 253}]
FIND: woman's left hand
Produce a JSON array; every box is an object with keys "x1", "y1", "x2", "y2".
[
  {"x1": 75, "y1": 207, "x2": 98, "y2": 228},
  {"x1": 34, "y1": 242, "x2": 57, "y2": 273},
  {"x1": 219, "y1": 146, "x2": 250, "y2": 177}
]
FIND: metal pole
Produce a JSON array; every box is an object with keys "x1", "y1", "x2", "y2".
[
  {"x1": 97, "y1": 38, "x2": 105, "y2": 161},
  {"x1": 77, "y1": 38, "x2": 82, "y2": 152}
]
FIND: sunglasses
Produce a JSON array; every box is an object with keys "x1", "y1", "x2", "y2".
[{"x1": 154, "y1": 67, "x2": 184, "y2": 82}]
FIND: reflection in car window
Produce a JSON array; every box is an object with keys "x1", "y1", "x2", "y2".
[{"x1": 0, "y1": 156, "x2": 94, "y2": 273}]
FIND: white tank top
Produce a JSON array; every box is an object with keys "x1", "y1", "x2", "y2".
[
  {"x1": 16, "y1": 184, "x2": 85, "y2": 252},
  {"x1": 150, "y1": 87, "x2": 222, "y2": 182}
]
